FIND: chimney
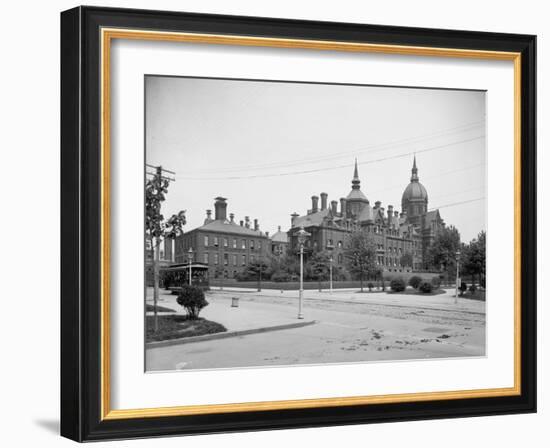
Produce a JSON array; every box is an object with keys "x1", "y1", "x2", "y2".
[
  {"x1": 204, "y1": 209, "x2": 213, "y2": 224},
  {"x1": 291, "y1": 212, "x2": 299, "y2": 227},
  {"x1": 311, "y1": 195, "x2": 319, "y2": 213},
  {"x1": 229, "y1": 213, "x2": 235, "y2": 223},
  {"x1": 214, "y1": 197, "x2": 227, "y2": 221},
  {"x1": 331, "y1": 200, "x2": 338, "y2": 215},
  {"x1": 240, "y1": 220, "x2": 244, "y2": 227},
  {"x1": 265, "y1": 231, "x2": 269, "y2": 237},
  {"x1": 245, "y1": 216, "x2": 250, "y2": 228},
  {"x1": 387, "y1": 205, "x2": 394, "y2": 219},
  {"x1": 340, "y1": 198, "x2": 347, "y2": 218},
  {"x1": 320, "y1": 192, "x2": 328, "y2": 210},
  {"x1": 254, "y1": 218, "x2": 259, "y2": 231},
  {"x1": 395, "y1": 211, "x2": 399, "y2": 217},
  {"x1": 374, "y1": 201, "x2": 381, "y2": 209}
]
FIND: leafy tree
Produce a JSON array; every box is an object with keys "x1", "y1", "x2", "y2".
[
  {"x1": 176, "y1": 285, "x2": 208, "y2": 319},
  {"x1": 306, "y1": 251, "x2": 331, "y2": 291},
  {"x1": 237, "y1": 258, "x2": 272, "y2": 291},
  {"x1": 462, "y1": 231, "x2": 486, "y2": 288},
  {"x1": 425, "y1": 225, "x2": 461, "y2": 278},
  {"x1": 343, "y1": 230, "x2": 378, "y2": 292},
  {"x1": 399, "y1": 251, "x2": 413, "y2": 269},
  {"x1": 145, "y1": 169, "x2": 186, "y2": 332}
]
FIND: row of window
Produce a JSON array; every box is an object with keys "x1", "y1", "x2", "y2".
[
  {"x1": 204, "y1": 235, "x2": 263, "y2": 251},
  {"x1": 202, "y1": 252, "x2": 259, "y2": 266}
]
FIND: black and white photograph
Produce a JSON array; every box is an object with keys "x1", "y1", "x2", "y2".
[{"x1": 144, "y1": 76, "x2": 487, "y2": 372}]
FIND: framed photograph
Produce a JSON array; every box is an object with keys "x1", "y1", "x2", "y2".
[{"x1": 60, "y1": 6, "x2": 536, "y2": 441}]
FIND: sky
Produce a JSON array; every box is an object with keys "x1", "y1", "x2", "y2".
[{"x1": 145, "y1": 76, "x2": 486, "y2": 243}]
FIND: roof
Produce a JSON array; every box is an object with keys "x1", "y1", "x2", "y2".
[
  {"x1": 197, "y1": 220, "x2": 268, "y2": 237},
  {"x1": 424, "y1": 210, "x2": 441, "y2": 224},
  {"x1": 346, "y1": 188, "x2": 368, "y2": 201},
  {"x1": 357, "y1": 203, "x2": 373, "y2": 222},
  {"x1": 401, "y1": 181, "x2": 428, "y2": 203},
  {"x1": 271, "y1": 227, "x2": 289, "y2": 243},
  {"x1": 292, "y1": 209, "x2": 330, "y2": 228}
]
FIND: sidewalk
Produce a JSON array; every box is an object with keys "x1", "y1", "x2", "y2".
[{"x1": 146, "y1": 288, "x2": 315, "y2": 342}]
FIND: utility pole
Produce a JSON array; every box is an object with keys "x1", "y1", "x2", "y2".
[{"x1": 146, "y1": 164, "x2": 176, "y2": 332}]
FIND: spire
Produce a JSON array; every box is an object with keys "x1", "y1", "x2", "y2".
[
  {"x1": 352, "y1": 158, "x2": 361, "y2": 190},
  {"x1": 410, "y1": 155, "x2": 419, "y2": 182}
]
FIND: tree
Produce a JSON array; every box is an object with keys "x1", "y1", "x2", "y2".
[
  {"x1": 177, "y1": 285, "x2": 208, "y2": 319},
  {"x1": 306, "y1": 251, "x2": 331, "y2": 291},
  {"x1": 237, "y1": 258, "x2": 272, "y2": 290},
  {"x1": 400, "y1": 251, "x2": 413, "y2": 269},
  {"x1": 145, "y1": 168, "x2": 186, "y2": 332},
  {"x1": 462, "y1": 231, "x2": 486, "y2": 288},
  {"x1": 343, "y1": 230, "x2": 378, "y2": 292},
  {"x1": 425, "y1": 225, "x2": 461, "y2": 279}
]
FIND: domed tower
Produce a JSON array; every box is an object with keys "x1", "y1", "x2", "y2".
[
  {"x1": 401, "y1": 156, "x2": 428, "y2": 224},
  {"x1": 346, "y1": 158, "x2": 370, "y2": 219}
]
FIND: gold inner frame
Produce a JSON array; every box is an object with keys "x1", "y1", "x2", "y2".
[{"x1": 100, "y1": 27, "x2": 522, "y2": 421}]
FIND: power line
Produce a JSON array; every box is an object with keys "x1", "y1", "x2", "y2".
[
  {"x1": 429, "y1": 197, "x2": 485, "y2": 211},
  {"x1": 177, "y1": 135, "x2": 484, "y2": 181},
  {"x1": 176, "y1": 120, "x2": 484, "y2": 175}
]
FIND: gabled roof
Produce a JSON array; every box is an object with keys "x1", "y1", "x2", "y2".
[
  {"x1": 292, "y1": 209, "x2": 330, "y2": 228},
  {"x1": 424, "y1": 209, "x2": 441, "y2": 224},
  {"x1": 197, "y1": 220, "x2": 267, "y2": 237}
]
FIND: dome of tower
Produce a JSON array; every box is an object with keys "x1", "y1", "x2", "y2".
[
  {"x1": 401, "y1": 155, "x2": 428, "y2": 204},
  {"x1": 401, "y1": 181, "x2": 428, "y2": 203}
]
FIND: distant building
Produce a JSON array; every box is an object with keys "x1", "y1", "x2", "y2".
[
  {"x1": 174, "y1": 197, "x2": 270, "y2": 279},
  {"x1": 287, "y1": 157, "x2": 445, "y2": 273},
  {"x1": 270, "y1": 226, "x2": 289, "y2": 257}
]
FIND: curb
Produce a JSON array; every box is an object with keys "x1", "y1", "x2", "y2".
[{"x1": 146, "y1": 320, "x2": 317, "y2": 349}]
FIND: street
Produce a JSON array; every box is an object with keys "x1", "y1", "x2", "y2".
[{"x1": 146, "y1": 287, "x2": 485, "y2": 371}]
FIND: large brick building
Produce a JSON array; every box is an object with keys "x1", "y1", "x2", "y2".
[
  {"x1": 174, "y1": 197, "x2": 270, "y2": 279},
  {"x1": 287, "y1": 157, "x2": 445, "y2": 273}
]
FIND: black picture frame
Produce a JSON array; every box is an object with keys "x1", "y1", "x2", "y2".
[{"x1": 61, "y1": 5, "x2": 536, "y2": 442}]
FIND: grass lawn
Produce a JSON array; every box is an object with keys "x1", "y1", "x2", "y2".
[
  {"x1": 385, "y1": 288, "x2": 446, "y2": 296},
  {"x1": 145, "y1": 304, "x2": 176, "y2": 313},
  {"x1": 461, "y1": 289, "x2": 486, "y2": 301},
  {"x1": 146, "y1": 315, "x2": 227, "y2": 342}
]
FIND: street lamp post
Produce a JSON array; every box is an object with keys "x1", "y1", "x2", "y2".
[
  {"x1": 257, "y1": 257, "x2": 262, "y2": 292},
  {"x1": 455, "y1": 250, "x2": 461, "y2": 304},
  {"x1": 329, "y1": 255, "x2": 333, "y2": 294},
  {"x1": 294, "y1": 226, "x2": 311, "y2": 319},
  {"x1": 187, "y1": 247, "x2": 194, "y2": 285},
  {"x1": 277, "y1": 247, "x2": 284, "y2": 294}
]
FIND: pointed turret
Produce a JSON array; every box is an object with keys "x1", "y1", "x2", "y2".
[
  {"x1": 352, "y1": 158, "x2": 361, "y2": 190},
  {"x1": 410, "y1": 155, "x2": 419, "y2": 182}
]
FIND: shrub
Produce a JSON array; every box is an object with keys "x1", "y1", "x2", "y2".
[
  {"x1": 459, "y1": 281, "x2": 468, "y2": 296},
  {"x1": 367, "y1": 282, "x2": 374, "y2": 292},
  {"x1": 176, "y1": 285, "x2": 208, "y2": 319},
  {"x1": 431, "y1": 276, "x2": 441, "y2": 289},
  {"x1": 409, "y1": 275, "x2": 423, "y2": 289},
  {"x1": 469, "y1": 284, "x2": 478, "y2": 293},
  {"x1": 390, "y1": 277, "x2": 406, "y2": 292},
  {"x1": 418, "y1": 281, "x2": 434, "y2": 293},
  {"x1": 271, "y1": 270, "x2": 291, "y2": 282}
]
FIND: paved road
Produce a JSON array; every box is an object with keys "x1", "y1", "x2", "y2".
[{"x1": 146, "y1": 288, "x2": 485, "y2": 371}]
